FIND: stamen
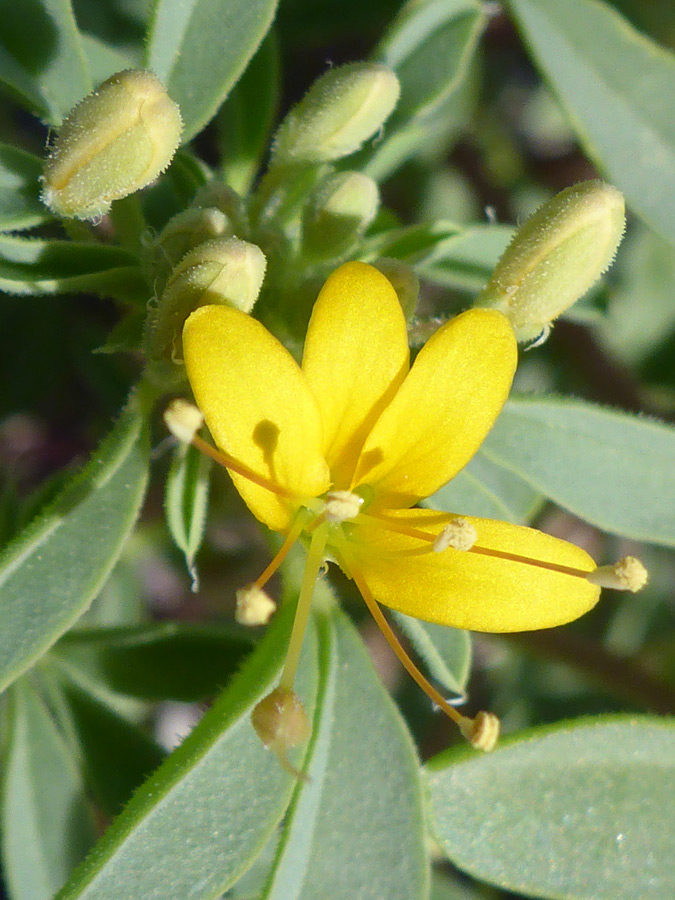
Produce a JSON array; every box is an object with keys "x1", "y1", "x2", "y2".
[
  {"x1": 252, "y1": 510, "x2": 312, "y2": 591},
  {"x1": 235, "y1": 584, "x2": 277, "y2": 626},
  {"x1": 434, "y1": 517, "x2": 477, "y2": 552},
  {"x1": 324, "y1": 490, "x2": 364, "y2": 523},
  {"x1": 586, "y1": 556, "x2": 648, "y2": 593},
  {"x1": 192, "y1": 432, "x2": 296, "y2": 498},
  {"x1": 458, "y1": 710, "x2": 500, "y2": 752},
  {"x1": 251, "y1": 687, "x2": 311, "y2": 779},
  {"x1": 344, "y1": 552, "x2": 498, "y2": 750},
  {"x1": 278, "y1": 523, "x2": 329, "y2": 692}
]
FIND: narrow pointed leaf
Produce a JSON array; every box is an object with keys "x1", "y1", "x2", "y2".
[
  {"x1": 427, "y1": 716, "x2": 675, "y2": 900},
  {"x1": 165, "y1": 441, "x2": 211, "y2": 589},
  {"x1": 0, "y1": 0, "x2": 92, "y2": 123},
  {"x1": 483, "y1": 396, "x2": 675, "y2": 546},
  {"x1": 0, "y1": 394, "x2": 150, "y2": 694},
  {"x1": 263, "y1": 608, "x2": 428, "y2": 900},
  {"x1": 56, "y1": 602, "x2": 318, "y2": 900},
  {"x1": 145, "y1": 0, "x2": 279, "y2": 141},
  {"x1": 508, "y1": 0, "x2": 675, "y2": 244},
  {"x1": 1, "y1": 681, "x2": 97, "y2": 900},
  {"x1": 0, "y1": 235, "x2": 147, "y2": 300}
]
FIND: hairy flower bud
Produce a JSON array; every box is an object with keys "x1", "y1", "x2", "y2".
[
  {"x1": 476, "y1": 181, "x2": 625, "y2": 343},
  {"x1": 272, "y1": 62, "x2": 400, "y2": 164},
  {"x1": 151, "y1": 207, "x2": 232, "y2": 292},
  {"x1": 146, "y1": 237, "x2": 266, "y2": 365},
  {"x1": 42, "y1": 69, "x2": 182, "y2": 220},
  {"x1": 302, "y1": 171, "x2": 379, "y2": 256}
]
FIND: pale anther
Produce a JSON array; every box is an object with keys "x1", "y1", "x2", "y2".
[
  {"x1": 433, "y1": 517, "x2": 477, "y2": 552},
  {"x1": 324, "y1": 490, "x2": 364, "y2": 524},
  {"x1": 586, "y1": 555, "x2": 648, "y2": 593},
  {"x1": 164, "y1": 399, "x2": 204, "y2": 444},
  {"x1": 235, "y1": 584, "x2": 277, "y2": 626},
  {"x1": 460, "y1": 711, "x2": 500, "y2": 752}
]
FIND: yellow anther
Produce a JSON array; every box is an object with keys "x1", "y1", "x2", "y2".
[
  {"x1": 324, "y1": 490, "x2": 364, "y2": 524},
  {"x1": 163, "y1": 399, "x2": 204, "y2": 444},
  {"x1": 586, "y1": 555, "x2": 648, "y2": 593},
  {"x1": 433, "y1": 517, "x2": 477, "y2": 552},
  {"x1": 235, "y1": 584, "x2": 277, "y2": 626},
  {"x1": 459, "y1": 711, "x2": 501, "y2": 752}
]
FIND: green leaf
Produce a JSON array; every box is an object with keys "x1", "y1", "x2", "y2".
[
  {"x1": 262, "y1": 607, "x2": 428, "y2": 900},
  {"x1": 56, "y1": 601, "x2": 319, "y2": 900},
  {"x1": 391, "y1": 612, "x2": 471, "y2": 697},
  {"x1": 0, "y1": 235, "x2": 147, "y2": 300},
  {"x1": 54, "y1": 622, "x2": 254, "y2": 702},
  {"x1": 165, "y1": 441, "x2": 212, "y2": 590},
  {"x1": 428, "y1": 450, "x2": 543, "y2": 523},
  {"x1": 0, "y1": 393, "x2": 150, "y2": 695},
  {"x1": 356, "y1": 0, "x2": 486, "y2": 180},
  {"x1": 361, "y1": 220, "x2": 462, "y2": 265},
  {"x1": 218, "y1": 33, "x2": 280, "y2": 194},
  {"x1": 145, "y1": 0, "x2": 279, "y2": 142},
  {"x1": 482, "y1": 396, "x2": 675, "y2": 546},
  {"x1": 56, "y1": 676, "x2": 166, "y2": 816},
  {"x1": 0, "y1": 144, "x2": 53, "y2": 231},
  {"x1": 507, "y1": 0, "x2": 675, "y2": 245},
  {"x1": 416, "y1": 224, "x2": 514, "y2": 292},
  {"x1": 1, "y1": 681, "x2": 97, "y2": 900},
  {"x1": 426, "y1": 716, "x2": 675, "y2": 900},
  {"x1": 603, "y1": 224, "x2": 675, "y2": 364},
  {"x1": 0, "y1": 0, "x2": 92, "y2": 123}
]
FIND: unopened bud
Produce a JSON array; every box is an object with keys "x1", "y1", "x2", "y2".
[
  {"x1": 372, "y1": 258, "x2": 420, "y2": 320},
  {"x1": 152, "y1": 207, "x2": 232, "y2": 290},
  {"x1": 192, "y1": 181, "x2": 247, "y2": 233},
  {"x1": 433, "y1": 517, "x2": 477, "y2": 552},
  {"x1": 476, "y1": 181, "x2": 625, "y2": 343},
  {"x1": 42, "y1": 69, "x2": 182, "y2": 219},
  {"x1": 586, "y1": 556, "x2": 648, "y2": 593},
  {"x1": 163, "y1": 399, "x2": 204, "y2": 444},
  {"x1": 147, "y1": 237, "x2": 266, "y2": 363},
  {"x1": 272, "y1": 63, "x2": 400, "y2": 164},
  {"x1": 303, "y1": 172, "x2": 379, "y2": 256},
  {"x1": 460, "y1": 711, "x2": 500, "y2": 752},
  {"x1": 252, "y1": 687, "x2": 311, "y2": 777},
  {"x1": 235, "y1": 584, "x2": 277, "y2": 626}
]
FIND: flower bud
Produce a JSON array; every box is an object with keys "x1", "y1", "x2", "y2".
[
  {"x1": 475, "y1": 181, "x2": 625, "y2": 343},
  {"x1": 272, "y1": 62, "x2": 400, "y2": 164},
  {"x1": 152, "y1": 207, "x2": 232, "y2": 289},
  {"x1": 302, "y1": 172, "x2": 379, "y2": 256},
  {"x1": 252, "y1": 687, "x2": 311, "y2": 777},
  {"x1": 42, "y1": 69, "x2": 182, "y2": 220},
  {"x1": 192, "y1": 181, "x2": 247, "y2": 233},
  {"x1": 372, "y1": 258, "x2": 420, "y2": 320},
  {"x1": 146, "y1": 237, "x2": 266, "y2": 365}
]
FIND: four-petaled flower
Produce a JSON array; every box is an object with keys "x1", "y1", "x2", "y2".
[{"x1": 178, "y1": 261, "x2": 636, "y2": 754}]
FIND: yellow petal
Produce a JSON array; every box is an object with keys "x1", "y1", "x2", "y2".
[
  {"x1": 302, "y1": 261, "x2": 409, "y2": 487},
  {"x1": 352, "y1": 309, "x2": 517, "y2": 508},
  {"x1": 183, "y1": 305, "x2": 330, "y2": 532},
  {"x1": 342, "y1": 508, "x2": 599, "y2": 632}
]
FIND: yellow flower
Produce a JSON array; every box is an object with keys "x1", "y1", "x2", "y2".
[{"x1": 175, "y1": 261, "x2": 645, "y2": 757}]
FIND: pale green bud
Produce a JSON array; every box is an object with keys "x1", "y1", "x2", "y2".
[
  {"x1": 42, "y1": 69, "x2": 182, "y2": 220},
  {"x1": 476, "y1": 180, "x2": 625, "y2": 343},
  {"x1": 192, "y1": 181, "x2": 246, "y2": 224},
  {"x1": 302, "y1": 171, "x2": 379, "y2": 256},
  {"x1": 372, "y1": 257, "x2": 420, "y2": 320},
  {"x1": 146, "y1": 237, "x2": 266, "y2": 364},
  {"x1": 272, "y1": 63, "x2": 400, "y2": 164},
  {"x1": 155, "y1": 207, "x2": 231, "y2": 267}
]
